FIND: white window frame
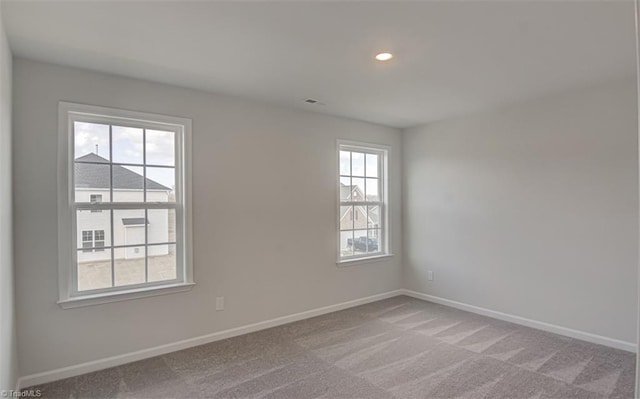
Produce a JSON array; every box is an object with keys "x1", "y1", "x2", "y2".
[
  {"x1": 57, "y1": 102, "x2": 194, "y2": 308},
  {"x1": 337, "y1": 140, "x2": 392, "y2": 265}
]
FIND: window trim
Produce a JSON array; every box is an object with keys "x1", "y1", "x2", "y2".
[
  {"x1": 336, "y1": 140, "x2": 392, "y2": 265},
  {"x1": 57, "y1": 102, "x2": 194, "y2": 308}
]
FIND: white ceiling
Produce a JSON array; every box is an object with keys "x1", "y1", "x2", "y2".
[{"x1": 2, "y1": 1, "x2": 637, "y2": 128}]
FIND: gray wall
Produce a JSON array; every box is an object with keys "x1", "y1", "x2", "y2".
[
  {"x1": 0, "y1": 5, "x2": 17, "y2": 392},
  {"x1": 11, "y1": 57, "x2": 638, "y2": 379},
  {"x1": 13, "y1": 59, "x2": 403, "y2": 376},
  {"x1": 403, "y1": 78, "x2": 638, "y2": 343}
]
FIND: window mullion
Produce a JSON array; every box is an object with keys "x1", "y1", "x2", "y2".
[
  {"x1": 109, "y1": 124, "x2": 113, "y2": 202},
  {"x1": 144, "y1": 209, "x2": 149, "y2": 283},
  {"x1": 109, "y1": 124, "x2": 115, "y2": 287},
  {"x1": 143, "y1": 128, "x2": 147, "y2": 203},
  {"x1": 143, "y1": 129, "x2": 148, "y2": 283},
  {"x1": 340, "y1": 201, "x2": 381, "y2": 206},
  {"x1": 74, "y1": 203, "x2": 177, "y2": 211},
  {"x1": 110, "y1": 208, "x2": 115, "y2": 287}
]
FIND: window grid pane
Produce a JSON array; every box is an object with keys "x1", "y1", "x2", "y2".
[
  {"x1": 72, "y1": 115, "x2": 183, "y2": 295},
  {"x1": 77, "y1": 249, "x2": 113, "y2": 291},
  {"x1": 74, "y1": 124, "x2": 177, "y2": 206},
  {"x1": 114, "y1": 246, "x2": 146, "y2": 287},
  {"x1": 148, "y1": 243, "x2": 177, "y2": 283}
]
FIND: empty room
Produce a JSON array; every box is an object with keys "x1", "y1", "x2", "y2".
[{"x1": 0, "y1": 1, "x2": 639, "y2": 398}]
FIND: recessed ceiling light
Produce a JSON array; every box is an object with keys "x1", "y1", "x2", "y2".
[{"x1": 375, "y1": 52, "x2": 393, "y2": 62}]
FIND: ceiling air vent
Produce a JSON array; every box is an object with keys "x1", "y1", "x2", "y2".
[{"x1": 303, "y1": 98, "x2": 325, "y2": 105}]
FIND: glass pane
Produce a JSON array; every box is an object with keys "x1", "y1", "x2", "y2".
[
  {"x1": 76, "y1": 209, "x2": 112, "y2": 249},
  {"x1": 112, "y1": 165, "x2": 144, "y2": 202},
  {"x1": 365, "y1": 178, "x2": 379, "y2": 201},
  {"x1": 339, "y1": 150, "x2": 350, "y2": 175},
  {"x1": 340, "y1": 177, "x2": 351, "y2": 200},
  {"x1": 148, "y1": 244, "x2": 177, "y2": 282},
  {"x1": 146, "y1": 167, "x2": 175, "y2": 202},
  {"x1": 353, "y1": 205, "x2": 367, "y2": 229},
  {"x1": 366, "y1": 153, "x2": 379, "y2": 178},
  {"x1": 146, "y1": 130, "x2": 175, "y2": 166},
  {"x1": 352, "y1": 178, "x2": 365, "y2": 201},
  {"x1": 74, "y1": 121, "x2": 110, "y2": 162},
  {"x1": 147, "y1": 209, "x2": 175, "y2": 244},
  {"x1": 367, "y1": 205, "x2": 380, "y2": 229},
  {"x1": 112, "y1": 125, "x2": 143, "y2": 165},
  {"x1": 340, "y1": 230, "x2": 353, "y2": 257},
  {"x1": 77, "y1": 249, "x2": 112, "y2": 291},
  {"x1": 367, "y1": 229, "x2": 381, "y2": 253},
  {"x1": 352, "y1": 230, "x2": 368, "y2": 255},
  {"x1": 340, "y1": 206, "x2": 353, "y2": 231},
  {"x1": 352, "y1": 152, "x2": 365, "y2": 177},
  {"x1": 114, "y1": 247, "x2": 146, "y2": 287},
  {"x1": 75, "y1": 163, "x2": 111, "y2": 202},
  {"x1": 113, "y1": 209, "x2": 146, "y2": 246}
]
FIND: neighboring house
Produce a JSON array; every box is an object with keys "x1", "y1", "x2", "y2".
[
  {"x1": 340, "y1": 183, "x2": 380, "y2": 248},
  {"x1": 75, "y1": 153, "x2": 173, "y2": 262}
]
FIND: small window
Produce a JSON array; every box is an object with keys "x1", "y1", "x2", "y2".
[
  {"x1": 81, "y1": 230, "x2": 105, "y2": 253},
  {"x1": 338, "y1": 141, "x2": 389, "y2": 262},
  {"x1": 94, "y1": 230, "x2": 105, "y2": 252},
  {"x1": 81, "y1": 230, "x2": 93, "y2": 253},
  {"x1": 58, "y1": 102, "x2": 193, "y2": 307},
  {"x1": 90, "y1": 194, "x2": 103, "y2": 212}
]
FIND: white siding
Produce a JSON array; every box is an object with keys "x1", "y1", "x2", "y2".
[{"x1": 75, "y1": 189, "x2": 170, "y2": 261}]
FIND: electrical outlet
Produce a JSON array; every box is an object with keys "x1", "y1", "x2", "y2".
[
  {"x1": 427, "y1": 271, "x2": 434, "y2": 281},
  {"x1": 215, "y1": 296, "x2": 224, "y2": 311}
]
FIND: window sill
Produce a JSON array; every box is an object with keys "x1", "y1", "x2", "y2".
[
  {"x1": 58, "y1": 282, "x2": 195, "y2": 309},
  {"x1": 337, "y1": 254, "x2": 394, "y2": 267}
]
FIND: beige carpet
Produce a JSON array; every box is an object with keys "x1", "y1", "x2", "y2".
[{"x1": 27, "y1": 296, "x2": 635, "y2": 398}]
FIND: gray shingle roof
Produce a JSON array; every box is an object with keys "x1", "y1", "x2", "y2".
[
  {"x1": 122, "y1": 218, "x2": 149, "y2": 226},
  {"x1": 75, "y1": 153, "x2": 171, "y2": 191}
]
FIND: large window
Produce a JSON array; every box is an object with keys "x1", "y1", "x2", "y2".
[
  {"x1": 58, "y1": 103, "x2": 193, "y2": 308},
  {"x1": 338, "y1": 141, "x2": 389, "y2": 262}
]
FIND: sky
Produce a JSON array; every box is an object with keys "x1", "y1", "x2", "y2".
[
  {"x1": 340, "y1": 150, "x2": 379, "y2": 200},
  {"x1": 74, "y1": 121, "x2": 176, "y2": 189}
]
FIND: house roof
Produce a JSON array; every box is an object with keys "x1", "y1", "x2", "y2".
[
  {"x1": 339, "y1": 183, "x2": 380, "y2": 225},
  {"x1": 75, "y1": 153, "x2": 171, "y2": 191},
  {"x1": 122, "y1": 218, "x2": 149, "y2": 226},
  {"x1": 340, "y1": 184, "x2": 355, "y2": 201},
  {"x1": 340, "y1": 182, "x2": 379, "y2": 202},
  {"x1": 339, "y1": 205, "x2": 380, "y2": 225}
]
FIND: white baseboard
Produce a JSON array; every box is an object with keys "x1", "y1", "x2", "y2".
[
  {"x1": 401, "y1": 289, "x2": 637, "y2": 353},
  {"x1": 17, "y1": 288, "x2": 636, "y2": 389},
  {"x1": 16, "y1": 289, "x2": 403, "y2": 389}
]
